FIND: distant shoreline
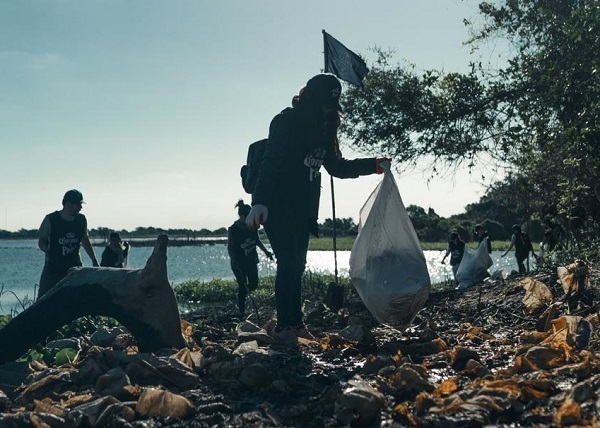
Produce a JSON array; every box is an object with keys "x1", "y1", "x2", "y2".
[{"x1": 91, "y1": 237, "x2": 228, "y2": 247}]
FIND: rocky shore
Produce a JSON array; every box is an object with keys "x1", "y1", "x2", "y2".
[{"x1": 0, "y1": 262, "x2": 597, "y2": 427}]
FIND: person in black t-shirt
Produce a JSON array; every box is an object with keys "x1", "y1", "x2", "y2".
[
  {"x1": 441, "y1": 232, "x2": 465, "y2": 282},
  {"x1": 37, "y1": 189, "x2": 99, "y2": 298},
  {"x1": 228, "y1": 200, "x2": 273, "y2": 316},
  {"x1": 502, "y1": 224, "x2": 537, "y2": 273},
  {"x1": 100, "y1": 232, "x2": 130, "y2": 268}
]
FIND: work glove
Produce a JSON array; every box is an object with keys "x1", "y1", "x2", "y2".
[
  {"x1": 246, "y1": 204, "x2": 268, "y2": 230},
  {"x1": 376, "y1": 157, "x2": 392, "y2": 174}
]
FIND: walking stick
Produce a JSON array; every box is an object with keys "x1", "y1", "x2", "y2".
[
  {"x1": 324, "y1": 175, "x2": 344, "y2": 312},
  {"x1": 330, "y1": 175, "x2": 339, "y2": 285}
]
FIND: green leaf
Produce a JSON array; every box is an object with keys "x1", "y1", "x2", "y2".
[{"x1": 54, "y1": 348, "x2": 79, "y2": 366}]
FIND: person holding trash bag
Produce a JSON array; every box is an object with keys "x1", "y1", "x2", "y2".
[
  {"x1": 228, "y1": 199, "x2": 273, "y2": 317},
  {"x1": 246, "y1": 73, "x2": 389, "y2": 343},
  {"x1": 502, "y1": 224, "x2": 537, "y2": 273},
  {"x1": 474, "y1": 224, "x2": 492, "y2": 254},
  {"x1": 441, "y1": 232, "x2": 465, "y2": 283}
]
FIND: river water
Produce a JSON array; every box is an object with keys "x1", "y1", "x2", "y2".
[{"x1": 0, "y1": 239, "x2": 521, "y2": 315}]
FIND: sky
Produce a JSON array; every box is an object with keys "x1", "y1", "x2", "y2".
[{"x1": 0, "y1": 0, "x2": 503, "y2": 233}]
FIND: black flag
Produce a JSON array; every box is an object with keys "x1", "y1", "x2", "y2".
[{"x1": 323, "y1": 31, "x2": 369, "y2": 88}]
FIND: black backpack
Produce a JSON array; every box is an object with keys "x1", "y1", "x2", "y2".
[{"x1": 240, "y1": 138, "x2": 268, "y2": 194}]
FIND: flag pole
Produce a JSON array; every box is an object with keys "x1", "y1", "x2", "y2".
[{"x1": 323, "y1": 29, "x2": 339, "y2": 285}]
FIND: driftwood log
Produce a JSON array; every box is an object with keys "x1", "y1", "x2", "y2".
[{"x1": 0, "y1": 235, "x2": 186, "y2": 364}]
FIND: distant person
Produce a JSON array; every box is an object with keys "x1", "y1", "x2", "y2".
[
  {"x1": 539, "y1": 219, "x2": 564, "y2": 264},
  {"x1": 37, "y1": 189, "x2": 99, "y2": 298},
  {"x1": 100, "y1": 232, "x2": 130, "y2": 268},
  {"x1": 228, "y1": 199, "x2": 273, "y2": 317},
  {"x1": 474, "y1": 224, "x2": 492, "y2": 254},
  {"x1": 246, "y1": 73, "x2": 389, "y2": 343},
  {"x1": 502, "y1": 224, "x2": 537, "y2": 273},
  {"x1": 542, "y1": 220, "x2": 565, "y2": 252},
  {"x1": 441, "y1": 232, "x2": 465, "y2": 283}
]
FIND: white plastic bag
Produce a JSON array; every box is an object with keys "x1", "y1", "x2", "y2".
[
  {"x1": 349, "y1": 169, "x2": 431, "y2": 329},
  {"x1": 455, "y1": 238, "x2": 493, "y2": 289}
]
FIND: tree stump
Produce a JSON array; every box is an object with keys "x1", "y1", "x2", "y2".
[{"x1": 0, "y1": 235, "x2": 186, "y2": 364}]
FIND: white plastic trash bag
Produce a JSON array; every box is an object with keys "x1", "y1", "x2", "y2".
[
  {"x1": 455, "y1": 238, "x2": 493, "y2": 289},
  {"x1": 349, "y1": 168, "x2": 431, "y2": 329}
]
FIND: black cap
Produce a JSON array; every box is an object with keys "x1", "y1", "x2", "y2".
[
  {"x1": 305, "y1": 74, "x2": 343, "y2": 111},
  {"x1": 62, "y1": 189, "x2": 84, "y2": 205},
  {"x1": 109, "y1": 232, "x2": 122, "y2": 241}
]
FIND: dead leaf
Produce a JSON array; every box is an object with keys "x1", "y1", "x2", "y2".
[
  {"x1": 135, "y1": 387, "x2": 193, "y2": 419},
  {"x1": 553, "y1": 399, "x2": 583, "y2": 426}
]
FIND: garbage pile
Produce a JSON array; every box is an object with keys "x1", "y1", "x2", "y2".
[{"x1": 0, "y1": 260, "x2": 597, "y2": 427}]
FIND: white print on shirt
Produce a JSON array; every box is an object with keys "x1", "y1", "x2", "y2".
[
  {"x1": 304, "y1": 148, "x2": 326, "y2": 182},
  {"x1": 241, "y1": 238, "x2": 257, "y2": 257},
  {"x1": 59, "y1": 232, "x2": 80, "y2": 257}
]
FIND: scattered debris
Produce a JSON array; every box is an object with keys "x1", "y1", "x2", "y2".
[{"x1": 0, "y1": 261, "x2": 597, "y2": 426}]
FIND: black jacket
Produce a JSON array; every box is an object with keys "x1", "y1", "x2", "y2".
[{"x1": 252, "y1": 107, "x2": 375, "y2": 228}]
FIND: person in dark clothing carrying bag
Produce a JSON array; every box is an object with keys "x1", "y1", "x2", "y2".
[
  {"x1": 441, "y1": 232, "x2": 465, "y2": 284},
  {"x1": 502, "y1": 224, "x2": 537, "y2": 273},
  {"x1": 37, "y1": 189, "x2": 99, "y2": 299},
  {"x1": 246, "y1": 73, "x2": 389, "y2": 343},
  {"x1": 228, "y1": 200, "x2": 273, "y2": 316},
  {"x1": 474, "y1": 224, "x2": 492, "y2": 254}
]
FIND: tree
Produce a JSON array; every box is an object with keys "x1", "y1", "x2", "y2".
[
  {"x1": 319, "y1": 217, "x2": 358, "y2": 237},
  {"x1": 341, "y1": 0, "x2": 600, "y2": 242}
]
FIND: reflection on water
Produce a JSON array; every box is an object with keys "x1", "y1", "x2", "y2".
[
  {"x1": 0, "y1": 240, "x2": 521, "y2": 315},
  {"x1": 304, "y1": 250, "x2": 520, "y2": 285}
]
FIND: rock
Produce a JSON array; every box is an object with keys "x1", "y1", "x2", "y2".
[
  {"x1": 45, "y1": 338, "x2": 81, "y2": 351},
  {"x1": 95, "y1": 368, "x2": 131, "y2": 398},
  {"x1": 335, "y1": 376, "x2": 385, "y2": 426},
  {"x1": 238, "y1": 363, "x2": 272, "y2": 387}
]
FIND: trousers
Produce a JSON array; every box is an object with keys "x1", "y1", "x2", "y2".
[{"x1": 265, "y1": 216, "x2": 310, "y2": 328}]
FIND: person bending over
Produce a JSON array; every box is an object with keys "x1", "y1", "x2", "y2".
[{"x1": 246, "y1": 74, "x2": 389, "y2": 343}]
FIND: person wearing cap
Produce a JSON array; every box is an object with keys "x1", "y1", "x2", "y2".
[
  {"x1": 37, "y1": 189, "x2": 99, "y2": 298},
  {"x1": 474, "y1": 223, "x2": 492, "y2": 254},
  {"x1": 441, "y1": 232, "x2": 465, "y2": 283},
  {"x1": 100, "y1": 232, "x2": 130, "y2": 268},
  {"x1": 246, "y1": 73, "x2": 390, "y2": 343},
  {"x1": 502, "y1": 224, "x2": 537, "y2": 273},
  {"x1": 227, "y1": 199, "x2": 273, "y2": 317}
]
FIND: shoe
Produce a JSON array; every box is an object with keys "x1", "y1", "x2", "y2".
[
  {"x1": 269, "y1": 326, "x2": 298, "y2": 345},
  {"x1": 294, "y1": 324, "x2": 316, "y2": 342}
]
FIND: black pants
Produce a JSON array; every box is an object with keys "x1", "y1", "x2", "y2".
[
  {"x1": 516, "y1": 252, "x2": 528, "y2": 274},
  {"x1": 231, "y1": 262, "x2": 259, "y2": 315},
  {"x1": 265, "y1": 216, "x2": 309, "y2": 329}
]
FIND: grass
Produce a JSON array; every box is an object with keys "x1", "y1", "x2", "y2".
[
  {"x1": 308, "y1": 236, "x2": 355, "y2": 251},
  {"x1": 175, "y1": 276, "x2": 276, "y2": 309},
  {"x1": 173, "y1": 271, "x2": 449, "y2": 312}
]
